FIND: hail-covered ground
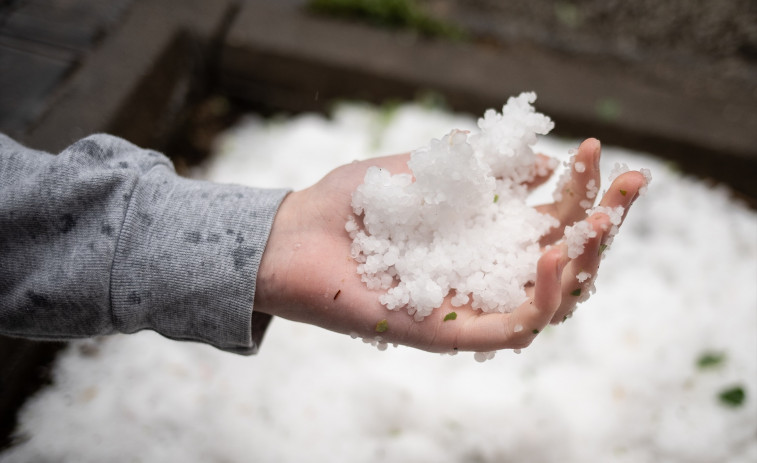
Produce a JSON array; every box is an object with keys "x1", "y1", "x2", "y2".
[{"x1": 2, "y1": 100, "x2": 755, "y2": 463}]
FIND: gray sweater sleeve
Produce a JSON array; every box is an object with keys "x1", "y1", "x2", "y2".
[{"x1": 0, "y1": 133, "x2": 290, "y2": 354}]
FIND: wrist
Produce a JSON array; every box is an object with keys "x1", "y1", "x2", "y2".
[{"x1": 254, "y1": 190, "x2": 301, "y2": 316}]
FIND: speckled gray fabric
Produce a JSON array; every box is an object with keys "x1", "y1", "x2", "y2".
[{"x1": 0, "y1": 133, "x2": 289, "y2": 354}]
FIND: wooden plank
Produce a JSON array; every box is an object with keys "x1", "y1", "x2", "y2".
[
  {"x1": 22, "y1": 0, "x2": 237, "y2": 151},
  {"x1": 1, "y1": 0, "x2": 136, "y2": 52},
  {"x1": 0, "y1": 41, "x2": 72, "y2": 132},
  {"x1": 221, "y1": 1, "x2": 757, "y2": 201}
]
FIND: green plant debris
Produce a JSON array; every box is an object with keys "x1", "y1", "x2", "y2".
[
  {"x1": 554, "y1": 2, "x2": 581, "y2": 28},
  {"x1": 697, "y1": 351, "x2": 726, "y2": 369},
  {"x1": 306, "y1": 0, "x2": 466, "y2": 40},
  {"x1": 493, "y1": 194, "x2": 499, "y2": 203},
  {"x1": 665, "y1": 160, "x2": 683, "y2": 174},
  {"x1": 377, "y1": 99, "x2": 402, "y2": 125},
  {"x1": 416, "y1": 89, "x2": 448, "y2": 110},
  {"x1": 619, "y1": 189, "x2": 627, "y2": 196},
  {"x1": 532, "y1": 329, "x2": 539, "y2": 334},
  {"x1": 570, "y1": 288, "x2": 581, "y2": 297},
  {"x1": 718, "y1": 385, "x2": 746, "y2": 407},
  {"x1": 375, "y1": 319, "x2": 389, "y2": 333},
  {"x1": 598, "y1": 244, "x2": 608, "y2": 256},
  {"x1": 443, "y1": 311, "x2": 457, "y2": 321},
  {"x1": 595, "y1": 97, "x2": 623, "y2": 121}
]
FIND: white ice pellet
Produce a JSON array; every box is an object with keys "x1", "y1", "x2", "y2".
[
  {"x1": 576, "y1": 271, "x2": 592, "y2": 283},
  {"x1": 578, "y1": 281, "x2": 596, "y2": 303},
  {"x1": 552, "y1": 158, "x2": 574, "y2": 202},
  {"x1": 513, "y1": 324, "x2": 524, "y2": 333},
  {"x1": 362, "y1": 336, "x2": 389, "y2": 351},
  {"x1": 450, "y1": 291, "x2": 469, "y2": 307},
  {"x1": 608, "y1": 162, "x2": 630, "y2": 183},
  {"x1": 474, "y1": 351, "x2": 497, "y2": 362},
  {"x1": 586, "y1": 179, "x2": 598, "y2": 199},
  {"x1": 574, "y1": 161, "x2": 586, "y2": 173},
  {"x1": 589, "y1": 205, "x2": 625, "y2": 228},
  {"x1": 345, "y1": 217, "x2": 358, "y2": 235},
  {"x1": 639, "y1": 167, "x2": 653, "y2": 195}
]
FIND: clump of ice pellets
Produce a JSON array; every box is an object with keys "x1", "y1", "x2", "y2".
[
  {"x1": 474, "y1": 351, "x2": 497, "y2": 362},
  {"x1": 348, "y1": 92, "x2": 559, "y2": 321},
  {"x1": 564, "y1": 221, "x2": 598, "y2": 259}
]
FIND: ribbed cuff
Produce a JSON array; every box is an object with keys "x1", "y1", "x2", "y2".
[{"x1": 110, "y1": 163, "x2": 289, "y2": 354}]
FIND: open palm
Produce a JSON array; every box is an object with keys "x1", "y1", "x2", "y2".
[{"x1": 254, "y1": 138, "x2": 646, "y2": 353}]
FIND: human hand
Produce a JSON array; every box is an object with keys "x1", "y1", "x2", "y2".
[{"x1": 254, "y1": 138, "x2": 646, "y2": 353}]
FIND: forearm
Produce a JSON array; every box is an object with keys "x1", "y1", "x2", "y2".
[{"x1": 0, "y1": 133, "x2": 289, "y2": 354}]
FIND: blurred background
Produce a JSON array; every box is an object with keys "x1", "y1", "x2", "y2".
[
  {"x1": 1, "y1": 0, "x2": 755, "y2": 192},
  {"x1": 1, "y1": 0, "x2": 756, "y2": 460}
]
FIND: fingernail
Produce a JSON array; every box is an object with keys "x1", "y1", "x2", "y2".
[
  {"x1": 594, "y1": 140, "x2": 601, "y2": 170},
  {"x1": 556, "y1": 254, "x2": 568, "y2": 279}
]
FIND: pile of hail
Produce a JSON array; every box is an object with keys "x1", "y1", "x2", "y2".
[{"x1": 346, "y1": 92, "x2": 634, "y2": 322}]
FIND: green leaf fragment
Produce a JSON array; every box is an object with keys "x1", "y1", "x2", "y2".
[
  {"x1": 443, "y1": 312, "x2": 457, "y2": 321},
  {"x1": 598, "y1": 244, "x2": 608, "y2": 256},
  {"x1": 532, "y1": 329, "x2": 539, "y2": 334},
  {"x1": 718, "y1": 385, "x2": 746, "y2": 407},
  {"x1": 306, "y1": 0, "x2": 467, "y2": 40},
  {"x1": 619, "y1": 189, "x2": 627, "y2": 196},
  {"x1": 375, "y1": 319, "x2": 388, "y2": 333},
  {"x1": 595, "y1": 97, "x2": 623, "y2": 121},
  {"x1": 697, "y1": 351, "x2": 726, "y2": 369},
  {"x1": 570, "y1": 288, "x2": 581, "y2": 297},
  {"x1": 493, "y1": 194, "x2": 499, "y2": 203},
  {"x1": 554, "y1": 2, "x2": 581, "y2": 28}
]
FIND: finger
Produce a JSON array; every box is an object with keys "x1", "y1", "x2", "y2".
[
  {"x1": 508, "y1": 245, "x2": 569, "y2": 347},
  {"x1": 454, "y1": 246, "x2": 568, "y2": 352},
  {"x1": 345, "y1": 153, "x2": 413, "y2": 181},
  {"x1": 537, "y1": 138, "x2": 602, "y2": 244},
  {"x1": 551, "y1": 213, "x2": 609, "y2": 323},
  {"x1": 549, "y1": 171, "x2": 647, "y2": 322},
  {"x1": 592, "y1": 170, "x2": 647, "y2": 253},
  {"x1": 523, "y1": 153, "x2": 557, "y2": 190},
  {"x1": 598, "y1": 170, "x2": 647, "y2": 218},
  {"x1": 370, "y1": 152, "x2": 413, "y2": 176}
]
